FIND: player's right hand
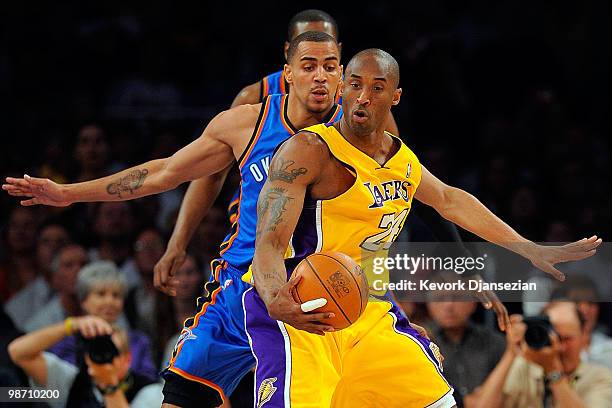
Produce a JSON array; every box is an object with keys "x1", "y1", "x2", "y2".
[
  {"x1": 267, "y1": 274, "x2": 336, "y2": 336},
  {"x1": 153, "y1": 245, "x2": 185, "y2": 296},
  {"x1": 2, "y1": 175, "x2": 71, "y2": 207}
]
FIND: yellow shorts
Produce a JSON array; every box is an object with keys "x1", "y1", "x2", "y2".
[{"x1": 244, "y1": 288, "x2": 455, "y2": 407}]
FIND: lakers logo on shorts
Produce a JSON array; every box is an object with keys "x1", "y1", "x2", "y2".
[
  {"x1": 257, "y1": 377, "x2": 278, "y2": 407},
  {"x1": 429, "y1": 341, "x2": 444, "y2": 370}
]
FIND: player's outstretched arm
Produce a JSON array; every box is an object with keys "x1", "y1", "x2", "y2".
[
  {"x1": 252, "y1": 132, "x2": 335, "y2": 335},
  {"x1": 2, "y1": 107, "x2": 254, "y2": 207},
  {"x1": 415, "y1": 165, "x2": 602, "y2": 280}
]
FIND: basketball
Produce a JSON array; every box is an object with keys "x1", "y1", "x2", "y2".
[{"x1": 291, "y1": 251, "x2": 369, "y2": 330}]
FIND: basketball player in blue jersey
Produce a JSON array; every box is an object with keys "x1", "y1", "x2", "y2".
[
  {"x1": 3, "y1": 31, "x2": 344, "y2": 408},
  {"x1": 250, "y1": 48, "x2": 602, "y2": 407},
  {"x1": 152, "y1": 9, "x2": 341, "y2": 297}
]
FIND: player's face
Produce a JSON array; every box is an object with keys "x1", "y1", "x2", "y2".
[
  {"x1": 342, "y1": 59, "x2": 401, "y2": 136},
  {"x1": 285, "y1": 41, "x2": 342, "y2": 113}
]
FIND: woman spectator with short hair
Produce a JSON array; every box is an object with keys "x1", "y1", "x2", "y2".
[{"x1": 48, "y1": 260, "x2": 157, "y2": 381}]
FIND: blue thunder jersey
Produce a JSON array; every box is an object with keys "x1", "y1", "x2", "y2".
[
  {"x1": 219, "y1": 93, "x2": 343, "y2": 271},
  {"x1": 260, "y1": 70, "x2": 287, "y2": 98}
]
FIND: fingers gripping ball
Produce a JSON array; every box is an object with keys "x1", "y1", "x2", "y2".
[{"x1": 291, "y1": 252, "x2": 369, "y2": 330}]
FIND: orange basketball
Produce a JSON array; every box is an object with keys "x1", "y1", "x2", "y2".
[{"x1": 291, "y1": 251, "x2": 369, "y2": 330}]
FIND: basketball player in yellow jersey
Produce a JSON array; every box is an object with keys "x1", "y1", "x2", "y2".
[{"x1": 249, "y1": 49, "x2": 602, "y2": 407}]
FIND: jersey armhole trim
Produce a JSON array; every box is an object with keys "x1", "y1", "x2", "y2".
[{"x1": 238, "y1": 95, "x2": 271, "y2": 168}]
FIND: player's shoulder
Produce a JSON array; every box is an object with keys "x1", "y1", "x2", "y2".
[
  {"x1": 214, "y1": 103, "x2": 262, "y2": 128},
  {"x1": 206, "y1": 103, "x2": 263, "y2": 145},
  {"x1": 276, "y1": 129, "x2": 332, "y2": 162}
]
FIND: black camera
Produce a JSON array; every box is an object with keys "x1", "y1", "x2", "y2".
[
  {"x1": 83, "y1": 335, "x2": 119, "y2": 364},
  {"x1": 523, "y1": 315, "x2": 556, "y2": 350}
]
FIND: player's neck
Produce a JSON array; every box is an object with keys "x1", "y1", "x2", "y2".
[
  {"x1": 336, "y1": 118, "x2": 391, "y2": 160},
  {"x1": 286, "y1": 93, "x2": 335, "y2": 129}
]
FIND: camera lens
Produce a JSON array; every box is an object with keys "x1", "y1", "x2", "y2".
[
  {"x1": 523, "y1": 316, "x2": 553, "y2": 350},
  {"x1": 84, "y1": 335, "x2": 119, "y2": 364}
]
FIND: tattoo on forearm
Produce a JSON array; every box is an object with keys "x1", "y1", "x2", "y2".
[
  {"x1": 269, "y1": 158, "x2": 307, "y2": 183},
  {"x1": 256, "y1": 187, "x2": 293, "y2": 237},
  {"x1": 106, "y1": 169, "x2": 149, "y2": 198}
]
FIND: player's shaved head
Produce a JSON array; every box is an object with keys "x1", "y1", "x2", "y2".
[
  {"x1": 286, "y1": 31, "x2": 339, "y2": 64},
  {"x1": 346, "y1": 49, "x2": 400, "y2": 88},
  {"x1": 288, "y1": 9, "x2": 338, "y2": 41}
]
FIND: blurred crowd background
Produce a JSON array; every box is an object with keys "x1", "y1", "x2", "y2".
[{"x1": 1, "y1": 1, "x2": 611, "y2": 407}]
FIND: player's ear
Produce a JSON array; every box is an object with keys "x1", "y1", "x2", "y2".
[
  {"x1": 392, "y1": 88, "x2": 402, "y2": 106},
  {"x1": 283, "y1": 42, "x2": 290, "y2": 61},
  {"x1": 284, "y1": 64, "x2": 293, "y2": 84}
]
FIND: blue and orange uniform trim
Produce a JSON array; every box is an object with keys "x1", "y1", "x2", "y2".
[{"x1": 167, "y1": 259, "x2": 228, "y2": 403}]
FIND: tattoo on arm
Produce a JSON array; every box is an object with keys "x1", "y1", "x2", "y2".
[
  {"x1": 106, "y1": 169, "x2": 149, "y2": 198},
  {"x1": 269, "y1": 158, "x2": 307, "y2": 183},
  {"x1": 256, "y1": 187, "x2": 293, "y2": 238}
]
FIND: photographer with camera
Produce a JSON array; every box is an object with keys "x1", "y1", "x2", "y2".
[
  {"x1": 472, "y1": 301, "x2": 612, "y2": 408},
  {"x1": 8, "y1": 315, "x2": 162, "y2": 407}
]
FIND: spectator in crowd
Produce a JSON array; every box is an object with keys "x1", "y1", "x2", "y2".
[
  {"x1": 125, "y1": 226, "x2": 166, "y2": 340},
  {"x1": 426, "y1": 290, "x2": 505, "y2": 406},
  {"x1": 473, "y1": 301, "x2": 612, "y2": 407},
  {"x1": 5, "y1": 221, "x2": 70, "y2": 326},
  {"x1": 155, "y1": 254, "x2": 204, "y2": 368},
  {"x1": 88, "y1": 201, "x2": 140, "y2": 289},
  {"x1": 72, "y1": 123, "x2": 112, "y2": 183},
  {"x1": 8, "y1": 315, "x2": 162, "y2": 407},
  {"x1": 0, "y1": 306, "x2": 28, "y2": 387},
  {"x1": 47, "y1": 261, "x2": 157, "y2": 381},
  {"x1": 24, "y1": 243, "x2": 88, "y2": 332},
  {"x1": 0, "y1": 206, "x2": 40, "y2": 302},
  {"x1": 551, "y1": 276, "x2": 612, "y2": 370}
]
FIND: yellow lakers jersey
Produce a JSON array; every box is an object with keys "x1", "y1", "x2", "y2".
[
  {"x1": 242, "y1": 123, "x2": 422, "y2": 290},
  {"x1": 285, "y1": 123, "x2": 422, "y2": 290}
]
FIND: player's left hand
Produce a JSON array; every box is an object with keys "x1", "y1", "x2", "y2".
[
  {"x1": 267, "y1": 274, "x2": 336, "y2": 336},
  {"x1": 469, "y1": 274, "x2": 510, "y2": 331},
  {"x1": 526, "y1": 236, "x2": 602, "y2": 281},
  {"x1": 480, "y1": 289, "x2": 510, "y2": 332}
]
